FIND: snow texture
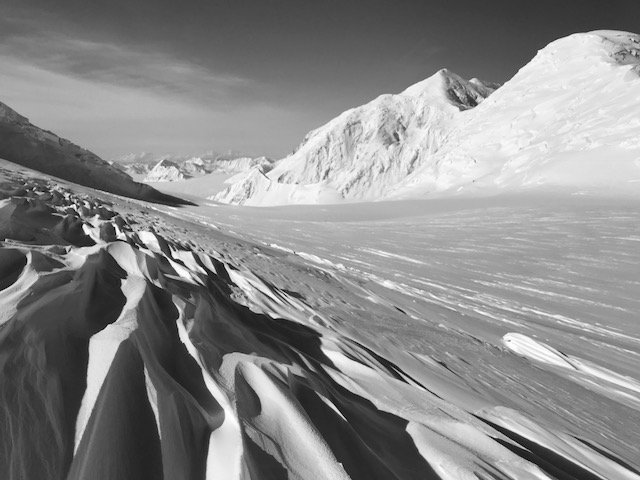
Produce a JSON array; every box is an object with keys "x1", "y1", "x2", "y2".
[{"x1": 1, "y1": 155, "x2": 639, "y2": 479}]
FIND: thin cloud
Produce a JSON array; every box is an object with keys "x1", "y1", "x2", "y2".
[
  {"x1": 0, "y1": 54, "x2": 303, "y2": 159},
  {"x1": 0, "y1": 14, "x2": 253, "y2": 107}
]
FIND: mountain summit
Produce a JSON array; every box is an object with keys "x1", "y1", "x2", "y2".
[
  {"x1": 401, "y1": 68, "x2": 496, "y2": 108},
  {"x1": 144, "y1": 159, "x2": 187, "y2": 182}
]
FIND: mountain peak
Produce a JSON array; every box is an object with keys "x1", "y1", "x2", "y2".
[
  {"x1": 144, "y1": 158, "x2": 186, "y2": 182},
  {"x1": 0, "y1": 101, "x2": 28, "y2": 124},
  {"x1": 401, "y1": 68, "x2": 460, "y2": 98},
  {"x1": 523, "y1": 30, "x2": 640, "y2": 75},
  {"x1": 401, "y1": 69, "x2": 498, "y2": 109},
  {"x1": 154, "y1": 158, "x2": 181, "y2": 168},
  {"x1": 587, "y1": 30, "x2": 640, "y2": 66}
]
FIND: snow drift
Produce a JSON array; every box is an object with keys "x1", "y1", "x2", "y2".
[{"x1": 1, "y1": 155, "x2": 639, "y2": 479}]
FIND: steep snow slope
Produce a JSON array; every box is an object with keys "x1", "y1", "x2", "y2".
[
  {"x1": 211, "y1": 165, "x2": 343, "y2": 205},
  {"x1": 215, "y1": 70, "x2": 496, "y2": 205},
  {"x1": 393, "y1": 30, "x2": 640, "y2": 196},
  {"x1": 218, "y1": 31, "x2": 640, "y2": 206},
  {"x1": 0, "y1": 102, "x2": 188, "y2": 205}
]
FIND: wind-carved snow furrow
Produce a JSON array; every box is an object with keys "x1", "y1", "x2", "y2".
[
  {"x1": 2, "y1": 169, "x2": 640, "y2": 479},
  {"x1": 0, "y1": 250, "x2": 43, "y2": 325},
  {"x1": 477, "y1": 407, "x2": 640, "y2": 480},
  {"x1": 143, "y1": 233, "x2": 573, "y2": 479},
  {"x1": 143, "y1": 366, "x2": 162, "y2": 440},
  {"x1": 320, "y1": 346, "x2": 557, "y2": 480},
  {"x1": 74, "y1": 274, "x2": 147, "y2": 451},
  {"x1": 0, "y1": 245, "x2": 129, "y2": 480},
  {"x1": 226, "y1": 266, "x2": 335, "y2": 329},
  {"x1": 358, "y1": 247, "x2": 426, "y2": 265},
  {"x1": 173, "y1": 299, "x2": 243, "y2": 480},
  {"x1": 503, "y1": 333, "x2": 640, "y2": 410},
  {"x1": 237, "y1": 362, "x2": 352, "y2": 479}
]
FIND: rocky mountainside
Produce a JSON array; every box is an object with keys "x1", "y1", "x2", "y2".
[
  {"x1": 0, "y1": 102, "x2": 189, "y2": 205},
  {"x1": 216, "y1": 30, "x2": 640, "y2": 206}
]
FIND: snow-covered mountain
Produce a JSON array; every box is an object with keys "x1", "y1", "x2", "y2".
[
  {"x1": 217, "y1": 30, "x2": 640, "y2": 206},
  {"x1": 213, "y1": 156, "x2": 273, "y2": 174},
  {"x1": 181, "y1": 156, "x2": 209, "y2": 176},
  {"x1": 112, "y1": 152, "x2": 273, "y2": 184},
  {"x1": 0, "y1": 102, "x2": 187, "y2": 205},
  {"x1": 113, "y1": 153, "x2": 186, "y2": 179},
  {"x1": 392, "y1": 30, "x2": 640, "y2": 197},
  {"x1": 215, "y1": 69, "x2": 497, "y2": 205},
  {"x1": 144, "y1": 159, "x2": 187, "y2": 182},
  {"x1": 122, "y1": 163, "x2": 154, "y2": 177}
]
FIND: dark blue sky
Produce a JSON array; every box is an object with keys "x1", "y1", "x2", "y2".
[{"x1": 1, "y1": 0, "x2": 639, "y2": 158}]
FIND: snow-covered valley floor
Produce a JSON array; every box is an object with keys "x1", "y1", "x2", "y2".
[
  {"x1": 184, "y1": 193, "x2": 640, "y2": 377},
  {"x1": 156, "y1": 191, "x2": 640, "y2": 476},
  {"x1": 1, "y1": 159, "x2": 639, "y2": 479}
]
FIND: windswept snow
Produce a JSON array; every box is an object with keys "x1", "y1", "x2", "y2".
[
  {"x1": 504, "y1": 333, "x2": 640, "y2": 409},
  {"x1": 1, "y1": 159, "x2": 639, "y2": 479}
]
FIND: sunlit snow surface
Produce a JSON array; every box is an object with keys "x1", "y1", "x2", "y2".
[
  {"x1": 1, "y1": 161, "x2": 639, "y2": 479},
  {"x1": 216, "y1": 31, "x2": 640, "y2": 206}
]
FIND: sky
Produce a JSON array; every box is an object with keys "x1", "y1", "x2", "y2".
[{"x1": 1, "y1": 0, "x2": 639, "y2": 160}]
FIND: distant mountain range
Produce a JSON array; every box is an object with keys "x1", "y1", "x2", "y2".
[
  {"x1": 110, "y1": 153, "x2": 272, "y2": 183},
  {"x1": 215, "y1": 30, "x2": 640, "y2": 206}
]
